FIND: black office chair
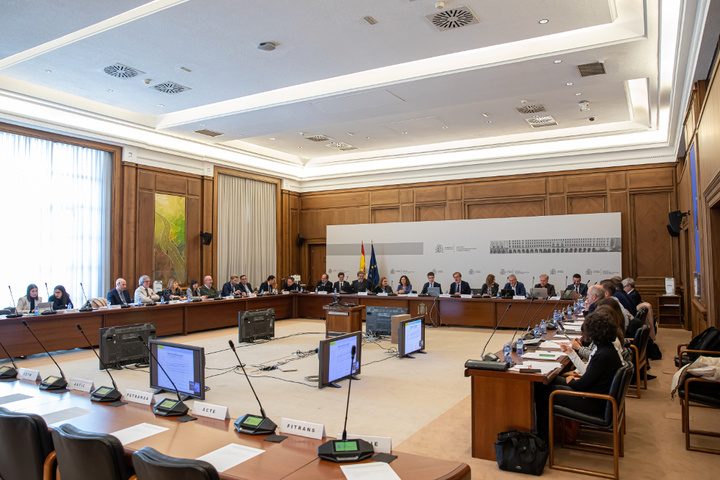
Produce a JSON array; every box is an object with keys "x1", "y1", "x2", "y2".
[
  {"x1": 678, "y1": 372, "x2": 720, "y2": 454},
  {"x1": 51, "y1": 423, "x2": 134, "y2": 480},
  {"x1": 0, "y1": 407, "x2": 55, "y2": 480},
  {"x1": 132, "y1": 447, "x2": 220, "y2": 480},
  {"x1": 549, "y1": 363, "x2": 634, "y2": 480},
  {"x1": 628, "y1": 325, "x2": 651, "y2": 398}
]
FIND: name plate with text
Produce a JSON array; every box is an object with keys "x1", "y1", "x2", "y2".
[
  {"x1": 357, "y1": 292, "x2": 368, "y2": 296},
  {"x1": 460, "y1": 294, "x2": 472, "y2": 299},
  {"x1": 125, "y1": 389, "x2": 154, "y2": 405},
  {"x1": 62, "y1": 308, "x2": 79, "y2": 313},
  {"x1": 68, "y1": 377, "x2": 94, "y2": 392},
  {"x1": 280, "y1": 417, "x2": 326, "y2": 440},
  {"x1": 249, "y1": 293, "x2": 257, "y2": 298},
  {"x1": 18, "y1": 368, "x2": 41, "y2": 382},
  {"x1": 107, "y1": 304, "x2": 122, "y2": 310},
  {"x1": 408, "y1": 293, "x2": 419, "y2": 297},
  {"x1": 377, "y1": 292, "x2": 388, "y2": 296},
  {"x1": 336, "y1": 433, "x2": 392, "y2": 454},
  {"x1": 316, "y1": 291, "x2": 328, "y2": 295},
  {"x1": 440, "y1": 294, "x2": 451, "y2": 298},
  {"x1": 281, "y1": 291, "x2": 290, "y2": 295},
  {"x1": 193, "y1": 401, "x2": 230, "y2": 420}
]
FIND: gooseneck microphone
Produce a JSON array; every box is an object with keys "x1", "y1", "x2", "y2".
[
  {"x1": 318, "y1": 345, "x2": 374, "y2": 462},
  {"x1": 507, "y1": 298, "x2": 535, "y2": 348},
  {"x1": 479, "y1": 303, "x2": 513, "y2": 361},
  {"x1": 79, "y1": 283, "x2": 93, "y2": 312},
  {"x1": 228, "y1": 339, "x2": 276, "y2": 435},
  {"x1": 0, "y1": 338, "x2": 19, "y2": 379},
  {"x1": 6, "y1": 286, "x2": 22, "y2": 318},
  {"x1": 521, "y1": 295, "x2": 553, "y2": 340},
  {"x1": 76, "y1": 324, "x2": 121, "y2": 402},
  {"x1": 138, "y1": 336, "x2": 188, "y2": 417},
  {"x1": 22, "y1": 320, "x2": 67, "y2": 390}
]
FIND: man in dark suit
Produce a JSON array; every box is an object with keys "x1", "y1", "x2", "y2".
[
  {"x1": 449, "y1": 272, "x2": 471, "y2": 295},
  {"x1": 282, "y1": 276, "x2": 300, "y2": 292},
  {"x1": 351, "y1": 271, "x2": 373, "y2": 293},
  {"x1": 315, "y1": 274, "x2": 334, "y2": 293},
  {"x1": 534, "y1": 274, "x2": 556, "y2": 297},
  {"x1": 565, "y1": 273, "x2": 588, "y2": 296},
  {"x1": 582, "y1": 284, "x2": 604, "y2": 316},
  {"x1": 421, "y1": 272, "x2": 442, "y2": 294},
  {"x1": 107, "y1": 278, "x2": 131, "y2": 306},
  {"x1": 334, "y1": 272, "x2": 350, "y2": 293},
  {"x1": 238, "y1": 275, "x2": 256, "y2": 296},
  {"x1": 602, "y1": 279, "x2": 636, "y2": 317},
  {"x1": 503, "y1": 274, "x2": 527, "y2": 297},
  {"x1": 622, "y1": 278, "x2": 643, "y2": 307},
  {"x1": 259, "y1": 275, "x2": 276, "y2": 294},
  {"x1": 222, "y1": 275, "x2": 241, "y2": 296}
]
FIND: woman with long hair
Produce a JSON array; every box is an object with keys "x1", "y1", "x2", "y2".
[{"x1": 16, "y1": 284, "x2": 41, "y2": 313}]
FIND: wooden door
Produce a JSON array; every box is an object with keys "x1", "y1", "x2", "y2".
[{"x1": 309, "y1": 244, "x2": 327, "y2": 286}]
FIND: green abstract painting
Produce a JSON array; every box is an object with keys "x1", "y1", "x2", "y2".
[{"x1": 154, "y1": 193, "x2": 186, "y2": 286}]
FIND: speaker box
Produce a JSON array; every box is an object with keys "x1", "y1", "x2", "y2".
[{"x1": 200, "y1": 232, "x2": 213, "y2": 245}]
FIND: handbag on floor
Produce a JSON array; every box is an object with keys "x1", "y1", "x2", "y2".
[{"x1": 495, "y1": 429, "x2": 548, "y2": 475}]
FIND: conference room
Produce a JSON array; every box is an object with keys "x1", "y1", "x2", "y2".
[{"x1": 2, "y1": 1, "x2": 720, "y2": 479}]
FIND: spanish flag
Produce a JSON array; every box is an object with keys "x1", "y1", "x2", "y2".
[{"x1": 359, "y1": 241, "x2": 366, "y2": 274}]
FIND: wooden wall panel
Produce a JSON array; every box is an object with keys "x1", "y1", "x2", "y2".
[
  {"x1": 568, "y1": 195, "x2": 606, "y2": 214},
  {"x1": 415, "y1": 186, "x2": 447, "y2": 203},
  {"x1": 464, "y1": 178, "x2": 545, "y2": 199},
  {"x1": 566, "y1": 174, "x2": 606, "y2": 192},
  {"x1": 136, "y1": 190, "x2": 155, "y2": 282},
  {"x1": 628, "y1": 169, "x2": 674, "y2": 189},
  {"x1": 467, "y1": 200, "x2": 545, "y2": 219},
  {"x1": 371, "y1": 189, "x2": 398, "y2": 205},
  {"x1": 186, "y1": 197, "x2": 201, "y2": 284},
  {"x1": 632, "y1": 192, "x2": 673, "y2": 277},
  {"x1": 372, "y1": 207, "x2": 399, "y2": 223},
  {"x1": 155, "y1": 174, "x2": 187, "y2": 195},
  {"x1": 416, "y1": 205, "x2": 445, "y2": 221},
  {"x1": 548, "y1": 195, "x2": 566, "y2": 215},
  {"x1": 302, "y1": 192, "x2": 369, "y2": 210}
]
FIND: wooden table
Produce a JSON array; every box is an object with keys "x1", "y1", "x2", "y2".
[{"x1": 0, "y1": 380, "x2": 470, "y2": 480}]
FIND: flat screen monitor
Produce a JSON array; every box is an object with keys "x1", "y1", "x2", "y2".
[
  {"x1": 99, "y1": 323, "x2": 156, "y2": 369},
  {"x1": 317, "y1": 331, "x2": 362, "y2": 389},
  {"x1": 365, "y1": 306, "x2": 407, "y2": 336},
  {"x1": 398, "y1": 316, "x2": 425, "y2": 358},
  {"x1": 426, "y1": 286, "x2": 441, "y2": 297},
  {"x1": 149, "y1": 340, "x2": 205, "y2": 400},
  {"x1": 239, "y1": 308, "x2": 275, "y2": 342}
]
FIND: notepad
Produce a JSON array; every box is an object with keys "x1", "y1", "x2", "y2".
[
  {"x1": 511, "y1": 361, "x2": 563, "y2": 375},
  {"x1": 110, "y1": 423, "x2": 168, "y2": 445},
  {"x1": 522, "y1": 351, "x2": 566, "y2": 361},
  {"x1": 340, "y1": 462, "x2": 401, "y2": 480},
  {"x1": 196, "y1": 444, "x2": 264, "y2": 472}
]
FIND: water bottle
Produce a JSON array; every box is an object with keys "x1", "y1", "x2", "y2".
[
  {"x1": 160, "y1": 295, "x2": 165, "y2": 304},
  {"x1": 534, "y1": 325, "x2": 541, "y2": 338},
  {"x1": 315, "y1": 286, "x2": 318, "y2": 294},
  {"x1": 516, "y1": 337, "x2": 524, "y2": 356},
  {"x1": 540, "y1": 319, "x2": 547, "y2": 335},
  {"x1": 503, "y1": 343, "x2": 512, "y2": 363},
  {"x1": 34, "y1": 304, "x2": 39, "y2": 316}
]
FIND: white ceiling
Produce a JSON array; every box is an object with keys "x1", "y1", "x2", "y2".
[{"x1": 0, "y1": 0, "x2": 713, "y2": 188}]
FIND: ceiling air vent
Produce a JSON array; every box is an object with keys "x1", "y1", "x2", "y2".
[
  {"x1": 515, "y1": 104, "x2": 547, "y2": 114},
  {"x1": 194, "y1": 129, "x2": 223, "y2": 137},
  {"x1": 327, "y1": 142, "x2": 359, "y2": 151},
  {"x1": 426, "y1": 6, "x2": 479, "y2": 31},
  {"x1": 577, "y1": 62, "x2": 606, "y2": 77},
  {"x1": 152, "y1": 81, "x2": 191, "y2": 94},
  {"x1": 304, "y1": 134, "x2": 332, "y2": 142},
  {"x1": 103, "y1": 63, "x2": 144, "y2": 78},
  {"x1": 526, "y1": 116, "x2": 557, "y2": 128}
]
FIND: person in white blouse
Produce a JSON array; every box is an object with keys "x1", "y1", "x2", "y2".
[
  {"x1": 16, "y1": 284, "x2": 42, "y2": 313},
  {"x1": 134, "y1": 275, "x2": 160, "y2": 304}
]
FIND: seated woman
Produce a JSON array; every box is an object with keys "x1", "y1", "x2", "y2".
[
  {"x1": 163, "y1": 278, "x2": 186, "y2": 301},
  {"x1": 563, "y1": 297, "x2": 625, "y2": 372},
  {"x1": 134, "y1": 275, "x2": 160, "y2": 304},
  {"x1": 50, "y1": 285, "x2": 73, "y2": 310},
  {"x1": 372, "y1": 277, "x2": 393, "y2": 294},
  {"x1": 16, "y1": 284, "x2": 41, "y2": 313},
  {"x1": 535, "y1": 305, "x2": 624, "y2": 440},
  {"x1": 186, "y1": 279, "x2": 201, "y2": 298},
  {"x1": 396, "y1": 275, "x2": 412, "y2": 294},
  {"x1": 480, "y1": 274, "x2": 499, "y2": 297}
]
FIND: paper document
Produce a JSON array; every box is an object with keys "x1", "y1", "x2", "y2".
[
  {"x1": 522, "y1": 351, "x2": 566, "y2": 361},
  {"x1": 110, "y1": 423, "x2": 169, "y2": 445},
  {"x1": 341, "y1": 463, "x2": 401, "y2": 480},
  {"x1": 512, "y1": 361, "x2": 563, "y2": 375},
  {"x1": 196, "y1": 444, "x2": 264, "y2": 472},
  {"x1": 538, "y1": 341, "x2": 564, "y2": 349}
]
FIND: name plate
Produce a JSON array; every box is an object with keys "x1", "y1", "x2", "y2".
[
  {"x1": 281, "y1": 291, "x2": 290, "y2": 295},
  {"x1": 337, "y1": 433, "x2": 392, "y2": 454},
  {"x1": 224, "y1": 296, "x2": 235, "y2": 299},
  {"x1": 357, "y1": 291, "x2": 368, "y2": 296},
  {"x1": 440, "y1": 294, "x2": 451, "y2": 298},
  {"x1": 193, "y1": 401, "x2": 230, "y2": 420},
  {"x1": 280, "y1": 417, "x2": 326, "y2": 440},
  {"x1": 249, "y1": 293, "x2": 257, "y2": 298},
  {"x1": 317, "y1": 291, "x2": 328, "y2": 295},
  {"x1": 408, "y1": 293, "x2": 419, "y2": 297},
  {"x1": 513, "y1": 295, "x2": 526, "y2": 300},
  {"x1": 460, "y1": 294, "x2": 472, "y2": 299},
  {"x1": 18, "y1": 368, "x2": 41, "y2": 382},
  {"x1": 329, "y1": 311, "x2": 349, "y2": 316},
  {"x1": 108, "y1": 304, "x2": 122, "y2": 310},
  {"x1": 169, "y1": 300, "x2": 180, "y2": 304},
  {"x1": 68, "y1": 377, "x2": 94, "y2": 392},
  {"x1": 377, "y1": 292, "x2": 388, "y2": 296},
  {"x1": 125, "y1": 389, "x2": 154, "y2": 405},
  {"x1": 63, "y1": 308, "x2": 79, "y2": 313}
]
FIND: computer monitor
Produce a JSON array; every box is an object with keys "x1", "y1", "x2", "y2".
[
  {"x1": 317, "y1": 331, "x2": 362, "y2": 389},
  {"x1": 149, "y1": 340, "x2": 205, "y2": 400},
  {"x1": 398, "y1": 316, "x2": 426, "y2": 358},
  {"x1": 426, "y1": 286, "x2": 441, "y2": 297},
  {"x1": 365, "y1": 306, "x2": 407, "y2": 336},
  {"x1": 239, "y1": 308, "x2": 275, "y2": 342},
  {"x1": 99, "y1": 323, "x2": 156, "y2": 369},
  {"x1": 528, "y1": 288, "x2": 548, "y2": 299},
  {"x1": 500, "y1": 289, "x2": 514, "y2": 299}
]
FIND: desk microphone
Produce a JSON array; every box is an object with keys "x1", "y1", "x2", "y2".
[
  {"x1": 507, "y1": 298, "x2": 535, "y2": 348},
  {"x1": 6, "y1": 286, "x2": 22, "y2": 318},
  {"x1": 21, "y1": 320, "x2": 68, "y2": 390},
  {"x1": 0, "y1": 338, "x2": 18, "y2": 379},
  {"x1": 318, "y1": 345, "x2": 373, "y2": 462},
  {"x1": 228, "y1": 339, "x2": 276, "y2": 435},
  {"x1": 477, "y1": 303, "x2": 513, "y2": 363},
  {"x1": 138, "y1": 336, "x2": 188, "y2": 417},
  {"x1": 41, "y1": 283, "x2": 56, "y2": 315},
  {"x1": 76, "y1": 324, "x2": 121, "y2": 402},
  {"x1": 79, "y1": 283, "x2": 93, "y2": 312},
  {"x1": 521, "y1": 295, "x2": 556, "y2": 340}
]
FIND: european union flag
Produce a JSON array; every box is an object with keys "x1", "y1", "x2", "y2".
[{"x1": 368, "y1": 243, "x2": 379, "y2": 287}]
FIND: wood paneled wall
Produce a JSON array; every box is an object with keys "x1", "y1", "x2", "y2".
[{"x1": 298, "y1": 165, "x2": 679, "y2": 313}]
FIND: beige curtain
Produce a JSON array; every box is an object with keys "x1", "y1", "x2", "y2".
[{"x1": 217, "y1": 174, "x2": 277, "y2": 289}]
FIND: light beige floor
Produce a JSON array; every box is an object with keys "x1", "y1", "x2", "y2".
[{"x1": 7, "y1": 321, "x2": 719, "y2": 478}]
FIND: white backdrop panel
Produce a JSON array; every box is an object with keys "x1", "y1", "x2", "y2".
[{"x1": 326, "y1": 213, "x2": 622, "y2": 292}]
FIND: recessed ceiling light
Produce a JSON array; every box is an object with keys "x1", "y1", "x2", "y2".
[
  {"x1": 347, "y1": 132, "x2": 355, "y2": 136},
  {"x1": 402, "y1": 131, "x2": 408, "y2": 135},
  {"x1": 521, "y1": 99, "x2": 528, "y2": 104},
  {"x1": 482, "y1": 113, "x2": 491, "y2": 117},
  {"x1": 365, "y1": 136, "x2": 370, "y2": 140},
  {"x1": 298, "y1": 146, "x2": 303, "y2": 149},
  {"x1": 442, "y1": 126, "x2": 449, "y2": 129},
  {"x1": 258, "y1": 42, "x2": 277, "y2": 51},
  {"x1": 576, "y1": 92, "x2": 583, "y2": 96},
  {"x1": 487, "y1": 120, "x2": 492, "y2": 124},
  {"x1": 106, "y1": 89, "x2": 113, "y2": 92},
  {"x1": 269, "y1": 137, "x2": 276, "y2": 140},
  {"x1": 553, "y1": 59, "x2": 562, "y2": 64},
  {"x1": 179, "y1": 66, "x2": 192, "y2": 73},
  {"x1": 566, "y1": 82, "x2": 574, "y2": 86},
  {"x1": 156, "y1": 104, "x2": 164, "y2": 107},
  {"x1": 363, "y1": 16, "x2": 377, "y2": 25},
  {"x1": 539, "y1": 19, "x2": 549, "y2": 24},
  {"x1": 44, "y1": 69, "x2": 52, "y2": 73}
]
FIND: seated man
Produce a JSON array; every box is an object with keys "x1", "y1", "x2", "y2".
[
  {"x1": 622, "y1": 277, "x2": 643, "y2": 307},
  {"x1": 582, "y1": 284, "x2": 605, "y2": 317},
  {"x1": 421, "y1": 272, "x2": 442, "y2": 295},
  {"x1": 259, "y1": 275, "x2": 276, "y2": 294},
  {"x1": 503, "y1": 274, "x2": 527, "y2": 297},
  {"x1": 107, "y1": 278, "x2": 131, "y2": 306},
  {"x1": 602, "y1": 279, "x2": 636, "y2": 317},
  {"x1": 282, "y1": 276, "x2": 300, "y2": 292},
  {"x1": 200, "y1": 275, "x2": 219, "y2": 298},
  {"x1": 449, "y1": 272, "x2": 471, "y2": 295},
  {"x1": 534, "y1": 274, "x2": 556, "y2": 297},
  {"x1": 566, "y1": 273, "x2": 588, "y2": 296},
  {"x1": 315, "y1": 274, "x2": 334, "y2": 293},
  {"x1": 238, "y1": 275, "x2": 256, "y2": 296},
  {"x1": 351, "y1": 271, "x2": 373, "y2": 293},
  {"x1": 134, "y1": 275, "x2": 160, "y2": 304},
  {"x1": 222, "y1": 275, "x2": 241, "y2": 296},
  {"x1": 334, "y1": 272, "x2": 350, "y2": 293}
]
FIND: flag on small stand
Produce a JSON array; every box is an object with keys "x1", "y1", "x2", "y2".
[
  {"x1": 368, "y1": 242, "x2": 379, "y2": 287},
  {"x1": 359, "y1": 241, "x2": 366, "y2": 275}
]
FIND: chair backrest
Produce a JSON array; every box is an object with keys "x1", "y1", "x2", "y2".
[
  {"x1": 622, "y1": 345, "x2": 635, "y2": 367},
  {"x1": 51, "y1": 423, "x2": 133, "y2": 480},
  {"x1": 133, "y1": 447, "x2": 220, "y2": 480},
  {"x1": 601, "y1": 364, "x2": 634, "y2": 426},
  {"x1": 0, "y1": 407, "x2": 54, "y2": 480},
  {"x1": 633, "y1": 325, "x2": 651, "y2": 363},
  {"x1": 90, "y1": 297, "x2": 108, "y2": 308}
]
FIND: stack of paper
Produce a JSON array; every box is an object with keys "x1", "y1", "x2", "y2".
[
  {"x1": 522, "y1": 351, "x2": 566, "y2": 361},
  {"x1": 511, "y1": 361, "x2": 563, "y2": 374}
]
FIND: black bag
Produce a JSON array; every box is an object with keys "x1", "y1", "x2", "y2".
[
  {"x1": 495, "y1": 429, "x2": 548, "y2": 475},
  {"x1": 674, "y1": 327, "x2": 720, "y2": 367}
]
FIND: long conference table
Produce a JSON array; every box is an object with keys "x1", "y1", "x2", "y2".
[
  {"x1": 0, "y1": 379, "x2": 470, "y2": 480},
  {"x1": 0, "y1": 293, "x2": 571, "y2": 357}
]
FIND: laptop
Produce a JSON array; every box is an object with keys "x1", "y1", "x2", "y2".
[
  {"x1": 37, "y1": 301, "x2": 54, "y2": 313},
  {"x1": 561, "y1": 289, "x2": 580, "y2": 300},
  {"x1": 427, "y1": 286, "x2": 441, "y2": 297},
  {"x1": 528, "y1": 288, "x2": 548, "y2": 299},
  {"x1": 499, "y1": 289, "x2": 514, "y2": 299}
]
